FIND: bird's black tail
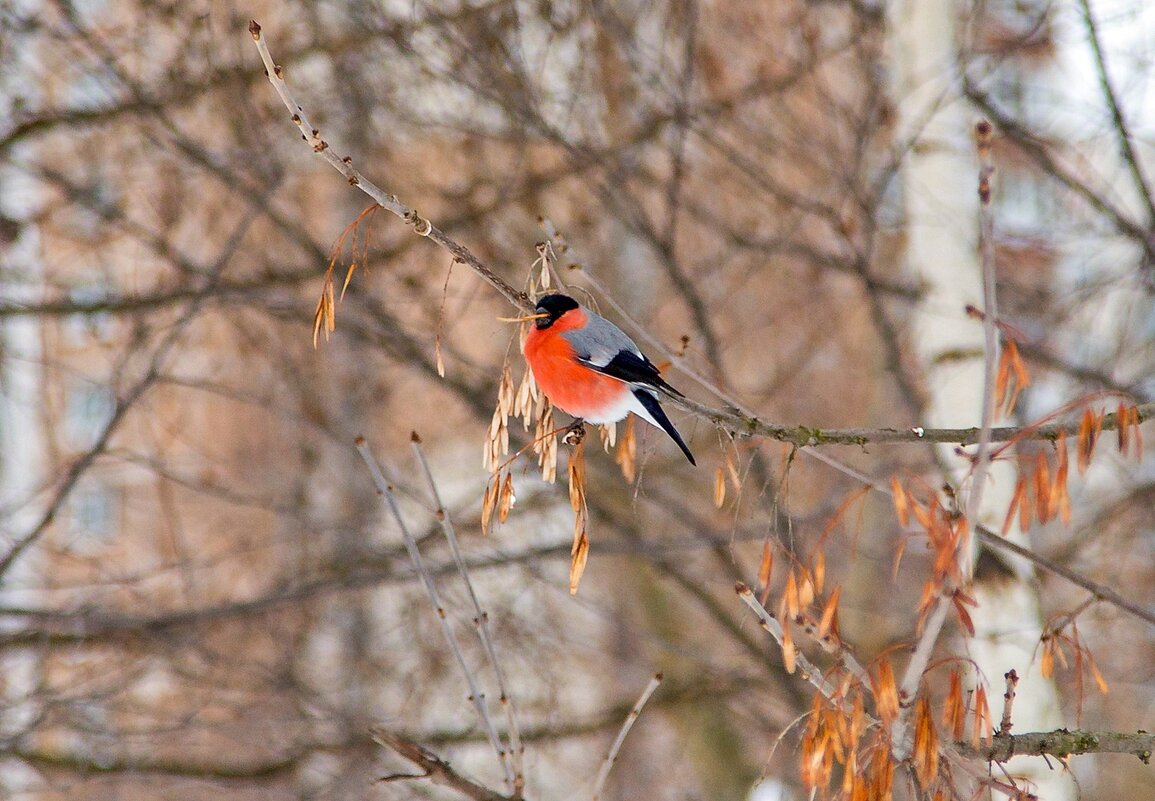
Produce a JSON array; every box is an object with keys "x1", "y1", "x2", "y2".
[{"x1": 633, "y1": 389, "x2": 696, "y2": 466}]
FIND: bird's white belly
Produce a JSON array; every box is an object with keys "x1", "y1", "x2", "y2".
[{"x1": 580, "y1": 389, "x2": 660, "y2": 429}]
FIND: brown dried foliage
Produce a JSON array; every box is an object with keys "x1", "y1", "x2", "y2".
[
  {"x1": 800, "y1": 686, "x2": 897, "y2": 801},
  {"x1": 615, "y1": 416, "x2": 636, "y2": 484},
  {"x1": 891, "y1": 481, "x2": 970, "y2": 632},
  {"x1": 913, "y1": 695, "x2": 939, "y2": 787},
  {"x1": 943, "y1": 668, "x2": 966, "y2": 741},
  {"x1": 313, "y1": 204, "x2": 382, "y2": 346},
  {"x1": 568, "y1": 438, "x2": 589, "y2": 595},
  {"x1": 995, "y1": 339, "x2": 1031, "y2": 415},
  {"x1": 1002, "y1": 402, "x2": 1143, "y2": 534},
  {"x1": 1041, "y1": 615, "x2": 1110, "y2": 719}
]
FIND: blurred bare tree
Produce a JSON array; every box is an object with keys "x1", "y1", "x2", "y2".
[{"x1": 2, "y1": 0, "x2": 1155, "y2": 800}]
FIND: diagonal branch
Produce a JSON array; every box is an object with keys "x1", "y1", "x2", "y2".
[
  {"x1": 1076, "y1": 0, "x2": 1155, "y2": 230},
  {"x1": 371, "y1": 728, "x2": 512, "y2": 801}
]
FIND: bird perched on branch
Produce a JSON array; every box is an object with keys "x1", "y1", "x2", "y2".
[{"x1": 520, "y1": 293, "x2": 696, "y2": 465}]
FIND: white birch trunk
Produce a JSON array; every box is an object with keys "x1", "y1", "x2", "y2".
[{"x1": 889, "y1": 0, "x2": 1074, "y2": 797}]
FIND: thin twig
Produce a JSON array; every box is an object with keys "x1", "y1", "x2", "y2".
[
  {"x1": 590, "y1": 673, "x2": 663, "y2": 801},
  {"x1": 735, "y1": 583, "x2": 838, "y2": 699},
  {"x1": 370, "y1": 728, "x2": 511, "y2": 801},
  {"x1": 410, "y1": 433, "x2": 524, "y2": 793},
  {"x1": 892, "y1": 596, "x2": 952, "y2": 760},
  {"x1": 998, "y1": 669, "x2": 1018, "y2": 736},
  {"x1": 247, "y1": 20, "x2": 532, "y2": 314},
  {"x1": 973, "y1": 523, "x2": 1155, "y2": 628},
  {"x1": 962, "y1": 79, "x2": 1155, "y2": 265},
  {"x1": 1076, "y1": 0, "x2": 1155, "y2": 228},
  {"x1": 966, "y1": 118, "x2": 1000, "y2": 552},
  {"x1": 355, "y1": 438, "x2": 516, "y2": 793}
]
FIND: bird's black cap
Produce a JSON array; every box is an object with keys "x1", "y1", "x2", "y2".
[{"x1": 534, "y1": 293, "x2": 579, "y2": 328}]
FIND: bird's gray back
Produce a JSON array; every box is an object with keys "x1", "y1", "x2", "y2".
[{"x1": 561, "y1": 309, "x2": 640, "y2": 367}]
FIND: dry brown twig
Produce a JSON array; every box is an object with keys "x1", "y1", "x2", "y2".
[
  {"x1": 371, "y1": 728, "x2": 512, "y2": 801},
  {"x1": 589, "y1": 673, "x2": 663, "y2": 801}
]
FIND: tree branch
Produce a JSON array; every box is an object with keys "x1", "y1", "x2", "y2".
[
  {"x1": 371, "y1": 728, "x2": 513, "y2": 801},
  {"x1": 958, "y1": 729, "x2": 1155, "y2": 765}
]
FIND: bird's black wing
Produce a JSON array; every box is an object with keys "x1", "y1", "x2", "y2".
[{"x1": 580, "y1": 350, "x2": 685, "y2": 398}]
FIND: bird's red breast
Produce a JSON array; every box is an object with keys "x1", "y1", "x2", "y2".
[{"x1": 524, "y1": 308, "x2": 631, "y2": 420}]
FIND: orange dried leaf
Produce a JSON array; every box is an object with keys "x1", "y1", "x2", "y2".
[
  {"x1": 892, "y1": 536, "x2": 909, "y2": 580},
  {"x1": 798, "y1": 571, "x2": 815, "y2": 609},
  {"x1": 995, "y1": 344, "x2": 1012, "y2": 412},
  {"x1": 1034, "y1": 452, "x2": 1052, "y2": 523},
  {"x1": 1019, "y1": 473, "x2": 1034, "y2": 532},
  {"x1": 850, "y1": 691, "x2": 866, "y2": 743},
  {"x1": 481, "y1": 480, "x2": 495, "y2": 535},
  {"x1": 1003, "y1": 476, "x2": 1027, "y2": 534},
  {"x1": 1012, "y1": 339, "x2": 1031, "y2": 387},
  {"x1": 818, "y1": 584, "x2": 841, "y2": 639},
  {"x1": 842, "y1": 750, "x2": 856, "y2": 795},
  {"x1": 498, "y1": 472, "x2": 515, "y2": 523},
  {"x1": 1041, "y1": 639, "x2": 1055, "y2": 679},
  {"x1": 568, "y1": 524, "x2": 589, "y2": 595},
  {"x1": 972, "y1": 685, "x2": 992, "y2": 748},
  {"x1": 784, "y1": 570, "x2": 799, "y2": 620},
  {"x1": 913, "y1": 695, "x2": 939, "y2": 786},
  {"x1": 713, "y1": 465, "x2": 726, "y2": 508},
  {"x1": 943, "y1": 669, "x2": 965, "y2": 740},
  {"x1": 1077, "y1": 408, "x2": 1098, "y2": 473},
  {"x1": 891, "y1": 477, "x2": 910, "y2": 527},
  {"x1": 874, "y1": 660, "x2": 899, "y2": 725},
  {"x1": 912, "y1": 498, "x2": 932, "y2": 530},
  {"x1": 781, "y1": 622, "x2": 797, "y2": 675},
  {"x1": 1090, "y1": 660, "x2": 1110, "y2": 695},
  {"x1": 757, "y1": 541, "x2": 774, "y2": 600},
  {"x1": 1117, "y1": 402, "x2": 1130, "y2": 455},
  {"x1": 953, "y1": 592, "x2": 976, "y2": 637}
]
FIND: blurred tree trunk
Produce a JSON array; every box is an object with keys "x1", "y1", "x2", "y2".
[{"x1": 888, "y1": 0, "x2": 1074, "y2": 797}]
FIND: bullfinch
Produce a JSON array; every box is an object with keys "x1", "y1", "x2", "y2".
[{"x1": 522, "y1": 293, "x2": 696, "y2": 465}]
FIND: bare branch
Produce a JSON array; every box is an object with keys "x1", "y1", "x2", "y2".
[
  {"x1": 247, "y1": 20, "x2": 532, "y2": 314},
  {"x1": 735, "y1": 582, "x2": 840, "y2": 700},
  {"x1": 356, "y1": 438, "x2": 516, "y2": 792},
  {"x1": 590, "y1": 673, "x2": 663, "y2": 801},
  {"x1": 370, "y1": 729, "x2": 513, "y2": 801},
  {"x1": 958, "y1": 729, "x2": 1155, "y2": 765},
  {"x1": 1076, "y1": 0, "x2": 1155, "y2": 229}
]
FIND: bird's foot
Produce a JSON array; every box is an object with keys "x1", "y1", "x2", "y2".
[{"x1": 562, "y1": 418, "x2": 586, "y2": 446}]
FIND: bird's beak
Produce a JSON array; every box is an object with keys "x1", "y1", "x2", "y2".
[{"x1": 497, "y1": 312, "x2": 549, "y2": 323}]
